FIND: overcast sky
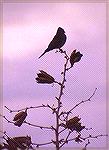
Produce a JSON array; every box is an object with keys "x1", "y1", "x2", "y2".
[{"x1": 3, "y1": 2, "x2": 107, "y2": 149}]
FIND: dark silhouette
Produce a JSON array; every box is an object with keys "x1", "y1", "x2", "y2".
[
  {"x1": 39, "y1": 27, "x2": 66, "y2": 58},
  {"x1": 70, "y1": 50, "x2": 83, "y2": 67}
]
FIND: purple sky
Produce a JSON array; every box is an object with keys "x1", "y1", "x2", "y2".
[{"x1": 3, "y1": 2, "x2": 107, "y2": 149}]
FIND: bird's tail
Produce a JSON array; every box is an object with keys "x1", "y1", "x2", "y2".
[{"x1": 38, "y1": 51, "x2": 46, "y2": 59}]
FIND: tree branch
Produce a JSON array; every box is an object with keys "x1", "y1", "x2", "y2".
[
  {"x1": 24, "y1": 121, "x2": 55, "y2": 130},
  {"x1": 59, "y1": 88, "x2": 97, "y2": 120},
  {"x1": 4, "y1": 104, "x2": 55, "y2": 113},
  {"x1": 32, "y1": 141, "x2": 53, "y2": 148},
  {"x1": 55, "y1": 49, "x2": 69, "y2": 150},
  {"x1": 59, "y1": 131, "x2": 71, "y2": 149},
  {"x1": 0, "y1": 114, "x2": 14, "y2": 124},
  {"x1": 80, "y1": 134, "x2": 108, "y2": 141}
]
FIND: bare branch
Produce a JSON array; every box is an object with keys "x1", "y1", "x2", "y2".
[
  {"x1": 32, "y1": 141, "x2": 53, "y2": 148},
  {"x1": 0, "y1": 114, "x2": 14, "y2": 124},
  {"x1": 24, "y1": 121, "x2": 54, "y2": 130},
  {"x1": 66, "y1": 134, "x2": 108, "y2": 144},
  {"x1": 4, "y1": 104, "x2": 55, "y2": 113},
  {"x1": 59, "y1": 128, "x2": 67, "y2": 134},
  {"x1": 55, "y1": 49, "x2": 69, "y2": 149},
  {"x1": 80, "y1": 134, "x2": 108, "y2": 141},
  {"x1": 59, "y1": 131, "x2": 72, "y2": 148},
  {"x1": 59, "y1": 88, "x2": 97, "y2": 120}
]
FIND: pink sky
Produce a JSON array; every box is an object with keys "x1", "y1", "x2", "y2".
[{"x1": 3, "y1": 2, "x2": 107, "y2": 149}]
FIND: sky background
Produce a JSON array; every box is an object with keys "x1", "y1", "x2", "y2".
[{"x1": 2, "y1": 2, "x2": 107, "y2": 149}]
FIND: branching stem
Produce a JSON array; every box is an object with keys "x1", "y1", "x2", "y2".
[{"x1": 55, "y1": 49, "x2": 69, "y2": 150}]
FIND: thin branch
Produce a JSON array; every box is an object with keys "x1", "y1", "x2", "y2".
[
  {"x1": 60, "y1": 88, "x2": 97, "y2": 120},
  {"x1": 24, "y1": 121, "x2": 54, "y2": 130},
  {"x1": 4, "y1": 104, "x2": 55, "y2": 113},
  {"x1": 59, "y1": 128, "x2": 67, "y2": 134},
  {"x1": 66, "y1": 134, "x2": 108, "y2": 143},
  {"x1": 32, "y1": 141, "x2": 53, "y2": 148},
  {"x1": 1, "y1": 114, "x2": 54, "y2": 131},
  {"x1": 59, "y1": 131, "x2": 71, "y2": 149},
  {"x1": 84, "y1": 139, "x2": 90, "y2": 148},
  {"x1": 80, "y1": 134, "x2": 108, "y2": 141},
  {"x1": 0, "y1": 114, "x2": 14, "y2": 124}
]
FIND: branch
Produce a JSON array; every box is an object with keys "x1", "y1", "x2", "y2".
[
  {"x1": 59, "y1": 128, "x2": 67, "y2": 134},
  {"x1": 24, "y1": 121, "x2": 55, "y2": 131},
  {"x1": 59, "y1": 131, "x2": 71, "y2": 148},
  {"x1": 32, "y1": 141, "x2": 53, "y2": 148},
  {"x1": 4, "y1": 104, "x2": 55, "y2": 113},
  {"x1": 1, "y1": 114, "x2": 55, "y2": 131},
  {"x1": 66, "y1": 134, "x2": 108, "y2": 144},
  {"x1": 60, "y1": 88, "x2": 97, "y2": 120},
  {"x1": 80, "y1": 134, "x2": 108, "y2": 141},
  {"x1": 55, "y1": 49, "x2": 69, "y2": 149},
  {"x1": 69, "y1": 88, "x2": 97, "y2": 112},
  {"x1": 0, "y1": 114, "x2": 14, "y2": 124}
]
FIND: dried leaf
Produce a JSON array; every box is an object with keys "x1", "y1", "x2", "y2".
[
  {"x1": 13, "y1": 136, "x2": 31, "y2": 147},
  {"x1": 36, "y1": 70, "x2": 55, "y2": 84},
  {"x1": 13, "y1": 111, "x2": 27, "y2": 127},
  {"x1": 66, "y1": 116, "x2": 81, "y2": 129},
  {"x1": 70, "y1": 50, "x2": 83, "y2": 67},
  {"x1": 13, "y1": 111, "x2": 27, "y2": 121}
]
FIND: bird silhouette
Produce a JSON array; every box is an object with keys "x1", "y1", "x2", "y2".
[{"x1": 39, "y1": 27, "x2": 66, "y2": 58}]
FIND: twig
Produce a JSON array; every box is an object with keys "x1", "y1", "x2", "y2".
[
  {"x1": 0, "y1": 114, "x2": 14, "y2": 124},
  {"x1": 24, "y1": 121, "x2": 54, "y2": 130},
  {"x1": 32, "y1": 141, "x2": 53, "y2": 148},
  {"x1": 66, "y1": 134, "x2": 108, "y2": 143},
  {"x1": 59, "y1": 88, "x2": 97, "y2": 120},
  {"x1": 59, "y1": 128, "x2": 67, "y2": 134},
  {"x1": 1, "y1": 114, "x2": 54, "y2": 131},
  {"x1": 4, "y1": 104, "x2": 55, "y2": 113},
  {"x1": 59, "y1": 131, "x2": 71, "y2": 148},
  {"x1": 69, "y1": 88, "x2": 97, "y2": 112},
  {"x1": 80, "y1": 134, "x2": 108, "y2": 141},
  {"x1": 85, "y1": 139, "x2": 90, "y2": 148}
]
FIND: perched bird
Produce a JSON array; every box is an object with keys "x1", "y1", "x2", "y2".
[{"x1": 39, "y1": 27, "x2": 66, "y2": 58}]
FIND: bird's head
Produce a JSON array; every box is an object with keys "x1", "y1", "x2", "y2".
[{"x1": 57, "y1": 27, "x2": 65, "y2": 34}]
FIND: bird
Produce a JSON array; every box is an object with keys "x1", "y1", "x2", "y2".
[{"x1": 38, "y1": 27, "x2": 67, "y2": 58}]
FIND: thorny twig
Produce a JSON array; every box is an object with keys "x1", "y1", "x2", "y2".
[
  {"x1": 66, "y1": 134, "x2": 108, "y2": 143},
  {"x1": 59, "y1": 88, "x2": 97, "y2": 121},
  {"x1": 55, "y1": 49, "x2": 69, "y2": 150},
  {"x1": 59, "y1": 131, "x2": 72, "y2": 149},
  {"x1": 80, "y1": 134, "x2": 108, "y2": 141},
  {"x1": 0, "y1": 114, "x2": 14, "y2": 124},
  {"x1": 32, "y1": 141, "x2": 53, "y2": 148},
  {"x1": 24, "y1": 121, "x2": 55, "y2": 130},
  {"x1": 4, "y1": 104, "x2": 56, "y2": 113}
]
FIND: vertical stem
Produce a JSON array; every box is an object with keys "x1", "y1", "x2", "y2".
[{"x1": 55, "y1": 52, "x2": 69, "y2": 150}]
